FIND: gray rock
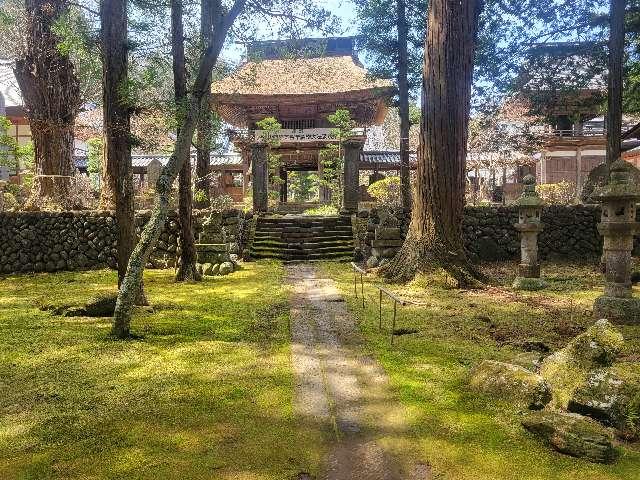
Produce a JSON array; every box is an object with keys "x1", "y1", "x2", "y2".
[
  {"x1": 469, "y1": 360, "x2": 551, "y2": 410},
  {"x1": 522, "y1": 411, "x2": 619, "y2": 464},
  {"x1": 219, "y1": 261, "x2": 234, "y2": 275}
]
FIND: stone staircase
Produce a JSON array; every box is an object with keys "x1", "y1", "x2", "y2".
[{"x1": 250, "y1": 215, "x2": 355, "y2": 261}]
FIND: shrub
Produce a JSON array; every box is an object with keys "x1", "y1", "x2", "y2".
[
  {"x1": 2, "y1": 192, "x2": 17, "y2": 211},
  {"x1": 210, "y1": 194, "x2": 233, "y2": 212},
  {"x1": 303, "y1": 204, "x2": 339, "y2": 216},
  {"x1": 367, "y1": 176, "x2": 401, "y2": 209},
  {"x1": 536, "y1": 181, "x2": 576, "y2": 205}
]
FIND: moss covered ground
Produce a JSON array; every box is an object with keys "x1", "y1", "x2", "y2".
[
  {"x1": 319, "y1": 261, "x2": 640, "y2": 480},
  {"x1": 0, "y1": 262, "x2": 325, "y2": 480}
]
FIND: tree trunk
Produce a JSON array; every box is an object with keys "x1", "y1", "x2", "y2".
[
  {"x1": 113, "y1": 0, "x2": 243, "y2": 337},
  {"x1": 607, "y1": 0, "x2": 625, "y2": 172},
  {"x1": 101, "y1": 0, "x2": 146, "y2": 337},
  {"x1": 194, "y1": 0, "x2": 215, "y2": 209},
  {"x1": 397, "y1": 0, "x2": 412, "y2": 211},
  {"x1": 172, "y1": 0, "x2": 200, "y2": 281},
  {"x1": 13, "y1": 0, "x2": 81, "y2": 210},
  {"x1": 381, "y1": 0, "x2": 484, "y2": 286}
]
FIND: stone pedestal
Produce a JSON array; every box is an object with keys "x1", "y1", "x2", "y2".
[
  {"x1": 251, "y1": 142, "x2": 268, "y2": 213},
  {"x1": 513, "y1": 175, "x2": 547, "y2": 290},
  {"x1": 342, "y1": 139, "x2": 364, "y2": 213},
  {"x1": 592, "y1": 159, "x2": 640, "y2": 324}
]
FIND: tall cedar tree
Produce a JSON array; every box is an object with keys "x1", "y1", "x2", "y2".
[
  {"x1": 14, "y1": 0, "x2": 81, "y2": 210},
  {"x1": 194, "y1": 0, "x2": 214, "y2": 208},
  {"x1": 112, "y1": 0, "x2": 336, "y2": 337},
  {"x1": 355, "y1": 0, "x2": 426, "y2": 211},
  {"x1": 172, "y1": 0, "x2": 200, "y2": 281},
  {"x1": 381, "y1": 0, "x2": 484, "y2": 285},
  {"x1": 100, "y1": 0, "x2": 149, "y2": 311},
  {"x1": 608, "y1": 0, "x2": 625, "y2": 169}
]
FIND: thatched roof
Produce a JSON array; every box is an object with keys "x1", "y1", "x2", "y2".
[{"x1": 211, "y1": 55, "x2": 392, "y2": 99}]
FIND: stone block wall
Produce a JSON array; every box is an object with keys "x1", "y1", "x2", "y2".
[
  {"x1": 0, "y1": 209, "x2": 248, "y2": 274},
  {"x1": 359, "y1": 205, "x2": 608, "y2": 262}
]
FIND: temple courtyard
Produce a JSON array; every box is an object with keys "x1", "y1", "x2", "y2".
[{"x1": 1, "y1": 260, "x2": 638, "y2": 480}]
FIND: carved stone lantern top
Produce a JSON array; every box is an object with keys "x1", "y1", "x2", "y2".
[
  {"x1": 514, "y1": 174, "x2": 544, "y2": 209},
  {"x1": 592, "y1": 159, "x2": 640, "y2": 204},
  {"x1": 514, "y1": 175, "x2": 544, "y2": 230}
]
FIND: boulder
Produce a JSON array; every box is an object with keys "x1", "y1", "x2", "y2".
[
  {"x1": 522, "y1": 410, "x2": 619, "y2": 464},
  {"x1": 211, "y1": 263, "x2": 221, "y2": 276},
  {"x1": 568, "y1": 367, "x2": 640, "y2": 439},
  {"x1": 469, "y1": 360, "x2": 551, "y2": 410},
  {"x1": 366, "y1": 255, "x2": 380, "y2": 269},
  {"x1": 540, "y1": 319, "x2": 624, "y2": 408},
  {"x1": 219, "y1": 261, "x2": 234, "y2": 275},
  {"x1": 202, "y1": 263, "x2": 214, "y2": 276}
]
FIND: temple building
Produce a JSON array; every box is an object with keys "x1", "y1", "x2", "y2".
[{"x1": 210, "y1": 36, "x2": 397, "y2": 212}]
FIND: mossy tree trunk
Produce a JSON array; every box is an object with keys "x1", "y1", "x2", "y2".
[
  {"x1": 381, "y1": 0, "x2": 484, "y2": 286},
  {"x1": 194, "y1": 0, "x2": 215, "y2": 209},
  {"x1": 14, "y1": 0, "x2": 81, "y2": 210},
  {"x1": 112, "y1": 0, "x2": 245, "y2": 338},
  {"x1": 172, "y1": 0, "x2": 200, "y2": 282},
  {"x1": 100, "y1": 0, "x2": 135, "y2": 292},
  {"x1": 397, "y1": 0, "x2": 412, "y2": 211},
  {"x1": 606, "y1": 0, "x2": 625, "y2": 172}
]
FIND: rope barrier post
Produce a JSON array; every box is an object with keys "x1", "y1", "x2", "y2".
[
  {"x1": 379, "y1": 289, "x2": 383, "y2": 330},
  {"x1": 360, "y1": 272, "x2": 364, "y2": 308},
  {"x1": 391, "y1": 300, "x2": 398, "y2": 345},
  {"x1": 354, "y1": 268, "x2": 358, "y2": 298}
]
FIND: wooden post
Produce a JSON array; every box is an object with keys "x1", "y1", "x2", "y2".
[
  {"x1": 251, "y1": 142, "x2": 268, "y2": 212},
  {"x1": 342, "y1": 138, "x2": 363, "y2": 213},
  {"x1": 576, "y1": 145, "x2": 583, "y2": 200},
  {"x1": 279, "y1": 167, "x2": 288, "y2": 203}
]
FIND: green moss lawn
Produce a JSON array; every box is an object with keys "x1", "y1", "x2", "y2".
[
  {"x1": 320, "y1": 261, "x2": 640, "y2": 480},
  {"x1": 0, "y1": 262, "x2": 325, "y2": 480}
]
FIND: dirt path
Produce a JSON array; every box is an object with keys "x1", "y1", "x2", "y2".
[{"x1": 287, "y1": 263, "x2": 429, "y2": 480}]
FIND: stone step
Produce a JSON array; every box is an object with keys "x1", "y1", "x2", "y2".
[
  {"x1": 254, "y1": 232, "x2": 353, "y2": 240},
  {"x1": 252, "y1": 240, "x2": 354, "y2": 249},
  {"x1": 251, "y1": 245, "x2": 353, "y2": 255},
  {"x1": 251, "y1": 250, "x2": 354, "y2": 261}
]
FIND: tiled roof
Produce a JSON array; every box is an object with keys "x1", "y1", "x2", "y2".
[
  {"x1": 75, "y1": 153, "x2": 243, "y2": 170},
  {"x1": 211, "y1": 55, "x2": 392, "y2": 97},
  {"x1": 360, "y1": 150, "x2": 417, "y2": 166},
  {"x1": 0, "y1": 61, "x2": 22, "y2": 109}
]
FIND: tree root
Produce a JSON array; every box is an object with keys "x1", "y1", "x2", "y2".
[
  {"x1": 175, "y1": 263, "x2": 202, "y2": 282},
  {"x1": 378, "y1": 235, "x2": 486, "y2": 288}
]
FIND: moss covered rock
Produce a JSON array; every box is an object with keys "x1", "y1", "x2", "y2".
[
  {"x1": 540, "y1": 319, "x2": 624, "y2": 408},
  {"x1": 219, "y1": 261, "x2": 234, "y2": 275},
  {"x1": 568, "y1": 367, "x2": 640, "y2": 440},
  {"x1": 469, "y1": 360, "x2": 551, "y2": 410},
  {"x1": 202, "y1": 263, "x2": 214, "y2": 276},
  {"x1": 522, "y1": 410, "x2": 619, "y2": 463}
]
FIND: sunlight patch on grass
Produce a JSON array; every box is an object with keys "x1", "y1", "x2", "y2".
[
  {"x1": 319, "y1": 261, "x2": 640, "y2": 480},
  {"x1": 0, "y1": 261, "x2": 326, "y2": 480}
]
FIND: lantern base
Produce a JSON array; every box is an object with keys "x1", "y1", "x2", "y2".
[
  {"x1": 512, "y1": 276, "x2": 548, "y2": 291},
  {"x1": 593, "y1": 295, "x2": 640, "y2": 325}
]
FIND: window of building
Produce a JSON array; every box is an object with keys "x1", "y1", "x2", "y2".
[{"x1": 281, "y1": 119, "x2": 315, "y2": 130}]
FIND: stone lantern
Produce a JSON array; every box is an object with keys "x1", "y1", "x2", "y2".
[
  {"x1": 592, "y1": 158, "x2": 640, "y2": 324},
  {"x1": 513, "y1": 174, "x2": 547, "y2": 290}
]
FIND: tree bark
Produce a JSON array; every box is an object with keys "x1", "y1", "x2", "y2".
[
  {"x1": 194, "y1": 0, "x2": 215, "y2": 209},
  {"x1": 101, "y1": 0, "x2": 147, "y2": 336},
  {"x1": 381, "y1": 0, "x2": 484, "y2": 286},
  {"x1": 13, "y1": 0, "x2": 81, "y2": 210},
  {"x1": 172, "y1": 0, "x2": 201, "y2": 282},
  {"x1": 112, "y1": 0, "x2": 244, "y2": 338},
  {"x1": 396, "y1": 0, "x2": 412, "y2": 211},
  {"x1": 607, "y1": 0, "x2": 625, "y2": 172}
]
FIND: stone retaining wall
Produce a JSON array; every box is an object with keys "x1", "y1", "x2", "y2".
[
  {"x1": 360, "y1": 205, "x2": 610, "y2": 262},
  {"x1": 0, "y1": 209, "x2": 247, "y2": 274}
]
